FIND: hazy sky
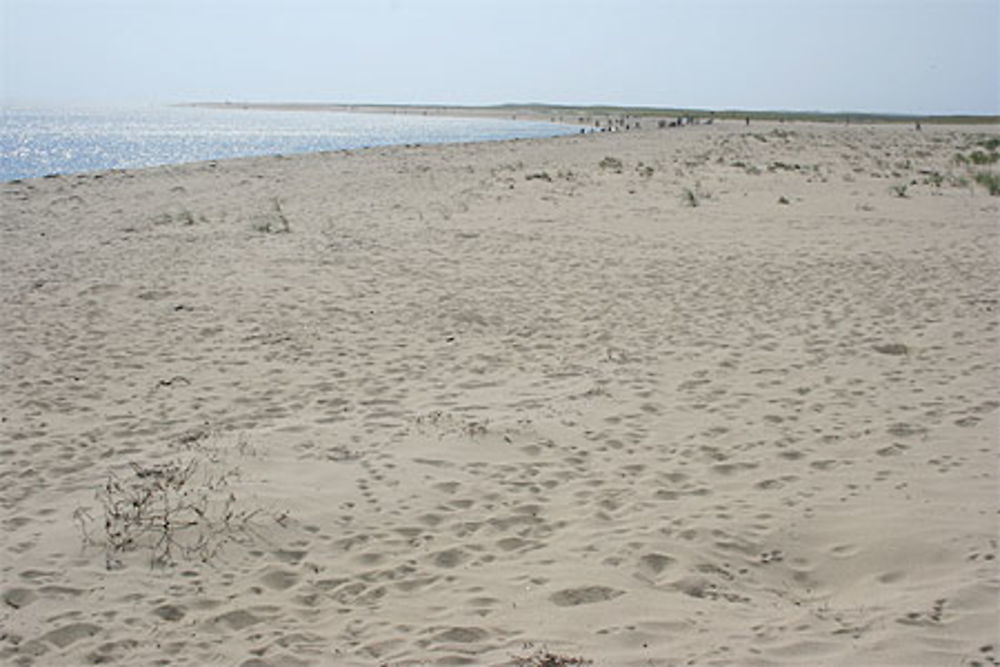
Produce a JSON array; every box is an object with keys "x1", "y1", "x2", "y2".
[{"x1": 2, "y1": 0, "x2": 997, "y2": 114}]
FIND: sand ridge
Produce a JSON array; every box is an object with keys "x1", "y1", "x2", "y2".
[{"x1": 1, "y1": 121, "x2": 998, "y2": 665}]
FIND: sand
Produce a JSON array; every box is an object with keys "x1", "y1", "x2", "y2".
[{"x1": 1, "y1": 119, "x2": 998, "y2": 666}]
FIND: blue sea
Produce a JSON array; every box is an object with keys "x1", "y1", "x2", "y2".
[{"x1": 0, "y1": 105, "x2": 578, "y2": 181}]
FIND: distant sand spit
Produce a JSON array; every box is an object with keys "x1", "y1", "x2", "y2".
[{"x1": 2, "y1": 121, "x2": 998, "y2": 666}]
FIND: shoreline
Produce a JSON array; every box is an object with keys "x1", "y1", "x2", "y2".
[
  {"x1": 2, "y1": 120, "x2": 997, "y2": 666},
  {"x1": 9, "y1": 101, "x2": 995, "y2": 183},
  {"x1": 2, "y1": 105, "x2": 582, "y2": 183},
  {"x1": 182, "y1": 100, "x2": 1000, "y2": 126}
]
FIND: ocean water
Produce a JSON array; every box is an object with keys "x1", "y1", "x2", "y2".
[{"x1": 0, "y1": 105, "x2": 578, "y2": 181}]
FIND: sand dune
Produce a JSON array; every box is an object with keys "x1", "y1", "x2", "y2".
[{"x1": 1, "y1": 120, "x2": 998, "y2": 666}]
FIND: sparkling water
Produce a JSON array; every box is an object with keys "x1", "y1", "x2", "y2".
[{"x1": 1, "y1": 105, "x2": 577, "y2": 181}]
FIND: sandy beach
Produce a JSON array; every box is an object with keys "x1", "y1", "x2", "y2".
[{"x1": 1, "y1": 119, "x2": 998, "y2": 666}]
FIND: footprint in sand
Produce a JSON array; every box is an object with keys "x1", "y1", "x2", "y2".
[
  {"x1": 2, "y1": 587, "x2": 38, "y2": 609},
  {"x1": 549, "y1": 585, "x2": 625, "y2": 607},
  {"x1": 259, "y1": 567, "x2": 300, "y2": 591},
  {"x1": 212, "y1": 608, "x2": 264, "y2": 631},
  {"x1": 429, "y1": 626, "x2": 491, "y2": 644},
  {"x1": 430, "y1": 547, "x2": 469, "y2": 569},
  {"x1": 152, "y1": 603, "x2": 187, "y2": 622},
  {"x1": 39, "y1": 622, "x2": 103, "y2": 649},
  {"x1": 635, "y1": 553, "x2": 676, "y2": 583}
]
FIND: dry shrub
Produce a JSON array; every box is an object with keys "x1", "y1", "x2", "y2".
[{"x1": 75, "y1": 434, "x2": 280, "y2": 570}]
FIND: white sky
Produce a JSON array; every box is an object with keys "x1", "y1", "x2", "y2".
[{"x1": 2, "y1": 0, "x2": 998, "y2": 114}]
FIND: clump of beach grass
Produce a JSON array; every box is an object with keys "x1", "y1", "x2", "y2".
[
  {"x1": 636, "y1": 163, "x2": 655, "y2": 178},
  {"x1": 968, "y1": 150, "x2": 999, "y2": 165},
  {"x1": 768, "y1": 161, "x2": 799, "y2": 172},
  {"x1": 974, "y1": 171, "x2": 1000, "y2": 196},
  {"x1": 512, "y1": 649, "x2": 593, "y2": 666},
  {"x1": 922, "y1": 171, "x2": 944, "y2": 187},
  {"x1": 599, "y1": 156, "x2": 624, "y2": 173},
  {"x1": 978, "y1": 137, "x2": 1000, "y2": 152},
  {"x1": 525, "y1": 171, "x2": 552, "y2": 182},
  {"x1": 250, "y1": 198, "x2": 291, "y2": 233}
]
